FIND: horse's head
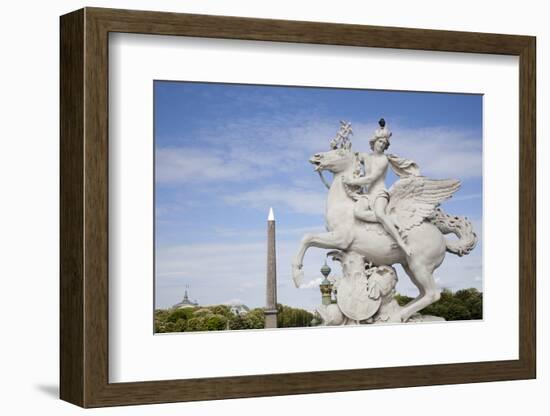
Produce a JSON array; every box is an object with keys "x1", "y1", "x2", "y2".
[{"x1": 309, "y1": 148, "x2": 356, "y2": 174}]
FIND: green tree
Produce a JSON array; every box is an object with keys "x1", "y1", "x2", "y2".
[
  {"x1": 276, "y1": 304, "x2": 315, "y2": 328},
  {"x1": 244, "y1": 308, "x2": 265, "y2": 329},
  {"x1": 186, "y1": 316, "x2": 207, "y2": 332},
  {"x1": 157, "y1": 321, "x2": 178, "y2": 333},
  {"x1": 394, "y1": 294, "x2": 413, "y2": 307},
  {"x1": 192, "y1": 308, "x2": 213, "y2": 318},
  {"x1": 174, "y1": 318, "x2": 188, "y2": 332},
  {"x1": 209, "y1": 305, "x2": 232, "y2": 318},
  {"x1": 154, "y1": 309, "x2": 172, "y2": 332},
  {"x1": 228, "y1": 314, "x2": 246, "y2": 330},
  {"x1": 166, "y1": 307, "x2": 195, "y2": 323},
  {"x1": 154, "y1": 302, "x2": 332, "y2": 333},
  {"x1": 395, "y1": 288, "x2": 483, "y2": 321},
  {"x1": 444, "y1": 303, "x2": 471, "y2": 320},
  {"x1": 205, "y1": 314, "x2": 228, "y2": 330}
]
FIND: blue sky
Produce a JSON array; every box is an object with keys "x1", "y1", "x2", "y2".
[{"x1": 154, "y1": 81, "x2": 483, "y2": 311}]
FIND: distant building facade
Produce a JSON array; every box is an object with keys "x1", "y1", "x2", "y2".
[{"x1": 229, "y1": 304, "x2": 250, "y2": 316}]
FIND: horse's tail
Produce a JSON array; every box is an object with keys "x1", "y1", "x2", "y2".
[{"x1": 430, "y1": 208, "x2": 478, "y2": 257}]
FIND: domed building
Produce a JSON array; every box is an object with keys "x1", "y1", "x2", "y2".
[{"x1": 172, "y1": 289, "x2": 199, "y2": 309}]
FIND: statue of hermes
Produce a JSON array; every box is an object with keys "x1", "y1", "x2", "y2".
[{"x1": 342, "y1": 118, "x2": 420, "y2": 256}]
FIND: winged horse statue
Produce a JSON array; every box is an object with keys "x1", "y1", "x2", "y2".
[{"x1": 291, "y1": 121, "x2": 477, "y2": 323}]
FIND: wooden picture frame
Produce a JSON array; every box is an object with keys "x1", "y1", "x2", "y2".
[{"x1": 60, "y1": 7, "x2": 536, "y2": 408}]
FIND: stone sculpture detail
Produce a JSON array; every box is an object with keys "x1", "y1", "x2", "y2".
[{"x1": 293, "y1": 119, "x2": 478, "y2": 324}]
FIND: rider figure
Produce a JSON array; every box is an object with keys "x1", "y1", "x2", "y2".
[{"x1": 343, "y1": 119, "x2": 416, "y2": 257}]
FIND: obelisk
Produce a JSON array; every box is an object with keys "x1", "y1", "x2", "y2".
[{"x1": 264, "y1": 207, "x2": 278, "y2": 328}]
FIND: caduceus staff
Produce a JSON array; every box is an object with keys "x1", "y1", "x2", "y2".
[{"x1": 318, "y1": 120, "x2": 354, "y2": 189}]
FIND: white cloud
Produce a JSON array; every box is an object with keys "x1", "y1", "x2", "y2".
[
  {"x1": 207, "y1": 225, "x2": 325, "y2": 239},
  {"x1": 155, "y1": 236, "x2": 333, "y2": 309},
  {"x1": 194, "y1": 120, "x2": 483, "y2": 221},
  {"x1": 342, "y1": 121, "x2": 482, "y2": 179},
  {"x1": 156, "y1": 117, "x2": 482, "y2": 191},
  {"x1": 224, "y1": 185, "x2": 326, "y2": 215},
  {"x1": 450, "y1": 193, "x2": 483, "y2": 202},
  {"x1": 386, "y1": 125, "x2": 482, "y2": 179},
  {"x1": 299, "y1": 277, "x2": 323, "y2": 289},
  {"x1": 156, "y1": 228, "x2": 483, "y2": 310},
  {"x1": 155, "y1": 114, "x2": 483, "y2": 308},
  {"x1": 156, "y1": 147, "x2": 264, "y2": 184},
  {"x1": 278, "y1": 225, "x2": 326, "y2": 236},
  {"x1": 155, "y1": 115, "x2": 349, "y2": 186}
]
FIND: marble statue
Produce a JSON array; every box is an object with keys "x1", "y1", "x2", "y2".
[{"x1": 292, "y1": 119, "x2": 477, "y2": 324}]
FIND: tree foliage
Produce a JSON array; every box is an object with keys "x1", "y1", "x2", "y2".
[
  {"x1": 208, "y1": 304, "x2": 233, "y2": 318},
  {"x1": 154, "y1": 289, "x2": 480, "y2": 333},
  {"x1": 395, "y1": 288, "x2": 483, "y2": 321},
  {"x1": 277, "y1": 304, "x2": 315, "y2": 328},
  {"x1": 155, "y1": 303, "x2": 316, "y2": 333}
]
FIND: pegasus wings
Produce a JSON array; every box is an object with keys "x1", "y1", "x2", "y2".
[{"x1": 387, "y1": 177, "x2": 461, "y2": 233}]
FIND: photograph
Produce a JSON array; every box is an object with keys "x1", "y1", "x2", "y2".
[{"x1": 153, "y1": 80, "x2": 483, "y2": 333}]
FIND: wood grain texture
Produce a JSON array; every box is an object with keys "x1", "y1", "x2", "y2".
[
  {"x1": 83, "y1": 10, "x2": 110, "y2": 407},
  {"x1": 59, "y1": 7, "x2": 537, "y2": 408},
  {"x1": 59, "y1": 8, "x2": 84, "y2": 407},
  {"x1": 518, "y1": 38, "x2": 536, "y2": 376},
  {"x1": 88, "y1": 7, "x2": 532, "y2": 54}
]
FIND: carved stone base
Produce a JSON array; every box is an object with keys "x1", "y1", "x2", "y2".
[
  {"x1": 407, "y1": 313, "x2": 446, "y2": 323},
  {"x1": 316, "y1": 250, "x2": 445, "y2": 326},
  {"x1": 264, "y1": 310, "x2": 278, "y2": 328}
]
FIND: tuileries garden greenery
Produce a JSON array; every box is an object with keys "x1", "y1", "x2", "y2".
[
  {"x1": 395, "y1": 287, "x2": 482, "y2": 321},
  {"x1": 155, "y1": 288, "x2": 482, "y2": 333}
]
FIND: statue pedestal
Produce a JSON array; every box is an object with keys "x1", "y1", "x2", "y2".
[
  {"x1": 407, "y1": 314, "x2": 445, "y2": 323},
  {"x1": 264, "y1": 309, "x2": 278, "y2": 328},
  {"x1": 316, "y1": 251, "x2": 446, "y2": 326}
]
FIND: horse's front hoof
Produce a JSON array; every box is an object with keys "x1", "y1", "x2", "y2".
[{"x1": 400, "y1": 313, "x2": 411, "y2": 323}]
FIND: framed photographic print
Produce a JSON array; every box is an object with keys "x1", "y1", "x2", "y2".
[{"x1": 60, "y1": 7, "x2": 536, "y2": 408}]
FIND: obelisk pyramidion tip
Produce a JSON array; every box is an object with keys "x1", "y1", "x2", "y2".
[{"x1": 268, "y1": 207, "x2": 275, "y2": 221}]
